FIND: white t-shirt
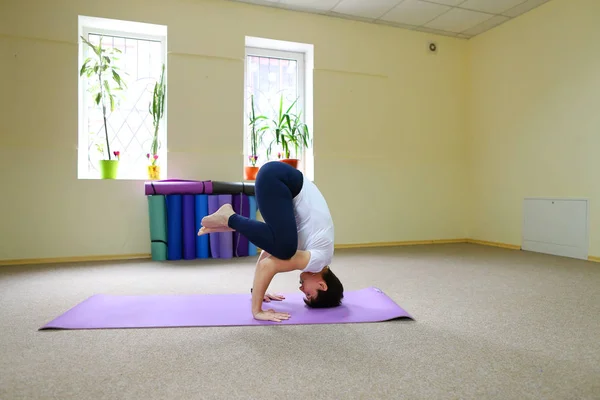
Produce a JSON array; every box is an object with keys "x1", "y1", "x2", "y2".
[{"x1": 293, "y1": 175, "x2": 335, "y2": 273}]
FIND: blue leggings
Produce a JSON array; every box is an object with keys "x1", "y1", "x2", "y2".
[{"x1": 228, "y1": 161, "x2": 303, "y2": 260}]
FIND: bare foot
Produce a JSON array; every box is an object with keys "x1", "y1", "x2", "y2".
[
  {"x1": 201, "y1": 204, "x2": 235, "y2": 229},
  {"x1": 197, "y1": 226, "x2": 234, "y2": 236}
]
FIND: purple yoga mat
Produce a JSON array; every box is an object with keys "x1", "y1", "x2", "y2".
[
  {"x1": 232, "y1": 194, "x2": 250, "y2": 257},
  {"x1": 207, "y1": 195, "x2": 220, "y2": 258},
  {"x1": 39, "y1": 287, "x2": 413, "y2": 330},
  {"x1": 218, "y1": 195, "x2": 233, "y2": 259},
  {"x1": 145, "y1": 180, "x2": 213, "y2": 196},
  {"x1": 182, "y1": 195, "x2": 196, "y2": 260}
]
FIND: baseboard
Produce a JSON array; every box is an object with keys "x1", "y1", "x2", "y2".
[
  {"x1": 0, "y1": 239, "x2": 469, "y2": 266},
  {"x1": 4, "y1": 239, "x2": 591, "y2": 266},
  {"x1": 466, "y1": 239, "x2": 521, "y2": 250},
  {"x1": 0, "y1": 253, "x2": 151, "y2": 266},
  {"x1": 335, "y1": 239, "x2": 467, "y2": 249}
]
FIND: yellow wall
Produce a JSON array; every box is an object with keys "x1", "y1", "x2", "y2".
[
  {"x1": 0, "y1": 0, "x2": 469, "y2": 261},
  {"x1": 467, "y1": 0, "x2": 600, "y2": 257}
]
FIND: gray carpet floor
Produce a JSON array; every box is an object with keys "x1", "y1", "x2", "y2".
[{"x1": 1, "y1": 244, "x2": 599, "y2": 400}]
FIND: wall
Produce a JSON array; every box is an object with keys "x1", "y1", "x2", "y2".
[
  {"x1": 467, "y1": 0, "x2": 600, "y2": 257},
  {"x1": 0, "y1": 0, "x2": 469, "y2": 261}
]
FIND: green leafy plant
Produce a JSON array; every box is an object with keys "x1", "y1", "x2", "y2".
[
  {"x1": 266, "y1": 95, "x2": 310, "y2": 160},
  {"x1": 148, "y1": 63, "x2": 166, "y2": 166},
  {"x1": 248, "y1": 94, "x2": 268, "y2": 167},
  {"x1": 80, "y1": 35, "x2": 127, "y2": 161},
  {"x1": 266, "y1": 95, "x2": 296, "y2": 159},
  {"x1": 281, "y1": 109, "x2": 310, "y2": 159}
]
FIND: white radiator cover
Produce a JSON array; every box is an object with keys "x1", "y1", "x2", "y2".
[{"x1": 522, "y1": 198, "x2": 589, "y2": 260}]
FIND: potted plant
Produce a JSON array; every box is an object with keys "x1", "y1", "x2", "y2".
[
  {"x1": 266, "y1": 95, "x2": 310, "y2": 169},
  {"x1": 148, "y1": 63, "x2": 166, "y2": 180},
  {"x1": 80, "y1": 35, "x2": 127, "y2": 179},
  {"x1": 245, "y1": 94, "x2": 268, "y2": 180},
  {"x1": 279, "y1": 109, "x2": 310, "y2": 168},
  {"x1": 266, "y1": 95, "x2": 296, "y2": 164}
]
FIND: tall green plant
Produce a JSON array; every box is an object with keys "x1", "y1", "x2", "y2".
[
  {"x1": 149, "y1": 63, "x2": 166, "y2": 166},
  {"x1": 282, "y1": 110, "x2": 310, "y2": 159},
  {"x1": 248, "y1": 94, "x2": 268, "y2": 167},
  {"x1": 80, "y1": 35, "x2": 127, "y2": 161},
  {"x1": 266, "y1": 95, "x2": 310, "y2": 159},
  {"x1": 266, "y1": 95, "x2": 297, "y2": 160}
]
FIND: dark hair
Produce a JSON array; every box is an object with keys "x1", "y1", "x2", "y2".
[{"x1": 304, "y1": 267, "x2": 344, "y2": 308}]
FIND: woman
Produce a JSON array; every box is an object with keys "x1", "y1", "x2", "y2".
[{"x1": 198, "y1": 161, "x2": 344, "y2": 322}]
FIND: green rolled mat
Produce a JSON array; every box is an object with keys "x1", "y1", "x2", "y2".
[{"x1": 147, "y1": 195, "x2": 168, "y2": 261}]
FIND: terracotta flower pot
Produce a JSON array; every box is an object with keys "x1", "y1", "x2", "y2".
[
  {"x1": 244, "y1": 166, "x2": 259, "y2": 180},
  {"x1": 280, "y1": 159, "x2": 299, "y2": 169}
]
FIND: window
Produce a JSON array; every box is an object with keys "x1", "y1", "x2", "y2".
[
  {"x1": 78, "y1": 16, "x2": 167, "y2": 180},
  {"x1": 244, "y1": 37, "x2": 314, "y2": 180}
]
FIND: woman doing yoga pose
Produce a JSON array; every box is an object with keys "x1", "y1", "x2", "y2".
[{"x1": 198, "y1": 161, "x2": 344, "y2": 322}]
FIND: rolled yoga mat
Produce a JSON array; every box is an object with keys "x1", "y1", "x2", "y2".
[
  {"x1": 182, "y1": 195, "x2": 196, "y2": 260},
  {"x1": 39, "y1": 287, "x2": 413, "y2": 330},
  {"x1": 248, "y1": 195, "x2": 257, "y2": 256},
  {"x1": 232, "y1": 194, "x2": 250, "y2": 257},
  {"x1": 211, "y1": 181, "x2": 255, "y2": 196},
  {"x1": 194, "y1": 195, "x2": 210, "y2": 259},
  {"x1": 217, "y1": 195, "x2": 233, "y2": 259},
  {"x1": 145, "y1": 180, "x2": 213, "y2": 196},
  {"x1": 147, "y1": 195, "x2": 168, "y2": 261},
  {"x1": 166, "y1": 194, "x2": 183, "y2": 260},
  {"x1": 207, "y1": 195, "x2": 221, "y2": 258},
  {"x1": 144, "y1": 180, "x2": 255, "y2": 196}
]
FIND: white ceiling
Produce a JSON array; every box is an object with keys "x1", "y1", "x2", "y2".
[{"x1": 226, "y1": 0, "x2": 552, "y2": 39}]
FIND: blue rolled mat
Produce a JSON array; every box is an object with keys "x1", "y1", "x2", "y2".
[
  {"x1": 248, "y1": 196, "x2": 257, "y2": 256},
  {"x1": 194, "y1": 195, "x2": 209, "y2": 258},
  {"x1": 166, "y1": 194, "x2": 183, "y2": 260},
  {"x1": 147, "y1": 195, "x2": 167, "y2": 261},
  {"x1": 232, "y1": 194, "x2": 250, "y2": 257},
  {"x1": 218, "y1": 195, "x2": 233, "y2": 259},
  {"x1": 182, "y1": 195, "x2": 196, "y2": 260},
  {"x1": 207, "y1": 195, "x2": 220, "y2": 258}
]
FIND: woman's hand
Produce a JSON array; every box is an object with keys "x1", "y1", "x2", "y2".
[
  {"x1": 263, "y1": 293, "x2": 285, "y2": 302},
  {"x1": 253, "y1": 309, "x2": 291, "y2": 322}
]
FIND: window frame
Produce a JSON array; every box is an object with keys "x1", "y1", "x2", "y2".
[
  {"x1": 243, "y1": 46, "x2": 308, "y2": 174},
  {"x1": 78, "y1": 24, "x2": 167, "y2": 180}
]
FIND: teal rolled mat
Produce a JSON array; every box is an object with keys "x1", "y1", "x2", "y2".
[{"x1": 147, "y1": 195, "x2": 168, "y2": 261}]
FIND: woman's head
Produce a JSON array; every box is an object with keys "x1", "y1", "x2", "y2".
[{"x1": 299, "y1": 267, "x2": 344, "y2": 308}]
